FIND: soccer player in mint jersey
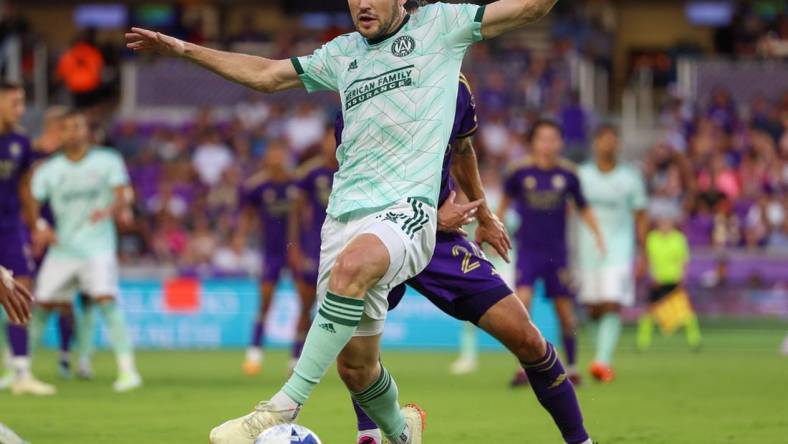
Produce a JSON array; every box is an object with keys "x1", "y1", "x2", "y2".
[
  {"x1": 126, "y1": 1, "x2": 587, "y2": 442},
  {"x1": 0, "y1": 82, "x2": 57, "y2": 396},
  {"x1": 288, "y1": 133, "x2": 340, "y2": 372},
  {"x1": 577, "y1": 125, "x2": 648, "y2": 383},
  {"x1": 499, "y1": 119, "x2": 605, "y2": 388},
  {"x1": 29, "y1": 110, "x2": 142, "y2": 393},
  {"x1": 342, "y1": 78, "x2": 592, "y2": 444},
  {"x1": 237, "y1": 143, "x2": 300, "y2": 375}
]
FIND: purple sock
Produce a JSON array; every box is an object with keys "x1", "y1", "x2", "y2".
[
  {"x1": 59, "y1": 313, "x2": 75, "y2": 356},
  {"x1": 352, "y1": 398, "x2": 379, "y2": 431},
  {"x1": 562, "y1": 334, "x2": 577, "y2": 367},
  {"x1": 291, "y1": 339, "x2": 305, "y2": 359},
  {"x1": 7, "y1": 324, "x2": 28, "y2": 357},
  {"x1": 250, "y1": 320, "x2": 264, "y2": 347},
  {"x1": 522, "y1": 342, "x2": 589, "y2": 444}
]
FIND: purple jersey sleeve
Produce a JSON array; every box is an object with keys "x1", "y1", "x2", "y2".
[
  {"x1": 503, "y1": 170, "x2": 520, "y2": 198},
  {"x1": 454, "y1": 78, "x2": 478, "y2": 139},
  {"x1": 566, "y1": 170, "x2": 587, "y2": 209}
]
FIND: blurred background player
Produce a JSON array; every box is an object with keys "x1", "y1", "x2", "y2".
[
  {"x1": 29, "y1": 110, "x2": 141, "y2": 392},
  {"x1": 577, "y1": 125, "x2": 648, "y2": 383},
  {"x1": 0, "y1": 81, "x2": 56, "y2": 396},
  {"x1": 238, "y1": 142, "x2": 298, "y2": 375},
  {"x1": 288, "y1": 129, "x2": 338, "y2": 372},
  {"x1": 637, "y1": 201, "x2": 702, "y2": 351},
  {"x1": 499, "y1": 119, "x2": 605, "y2": 387}
]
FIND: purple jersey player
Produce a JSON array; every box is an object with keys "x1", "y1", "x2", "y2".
[
  {"x1": 0, "y1": 82, "x2": 56, "y2": 395},
  {"x1": 499, "y1": 119, "x2": 605, "y2": 387},
  {"x1": 238, "y1": 142, "x2": 300, "y2": 375},
  {"x1": 339, "y1": 78, "x2": 591, "y2": 444}
]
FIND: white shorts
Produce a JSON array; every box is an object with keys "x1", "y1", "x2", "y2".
[
  {"x1": 316, "y1": 198, "x2": 437, "y2": 336},
  {"x1": 36, "y1": 254, "x2": 120, "y2": 304},
  {"x1": 578, "y1": 265, "x2": 635, "y2": 307}
]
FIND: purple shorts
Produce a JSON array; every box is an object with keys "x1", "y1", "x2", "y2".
[
  {"x1": 388, "y1": 232, "x2": 512, "y2": 325},
  {"x1": 262, "y1": 253, "x2": 286, "y2": 284},
  {"x1": 0, "y1": 226, "x2": 34, "y2": 277},
  {"x1": 516, "y1": 251, "x2": 572, "y2": 298}
]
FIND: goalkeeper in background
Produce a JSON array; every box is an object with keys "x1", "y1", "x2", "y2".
[{"x1": 637, "y1": 202, "x2": 701, "y2": 351}]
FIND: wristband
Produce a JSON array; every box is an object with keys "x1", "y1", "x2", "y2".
[{"x1": 0, "y1": 266, "x2": 14, "y2": 291}]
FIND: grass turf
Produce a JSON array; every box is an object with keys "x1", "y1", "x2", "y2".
[{"x1": 2, "y1": 320, "x2": 786, "y2": 443}]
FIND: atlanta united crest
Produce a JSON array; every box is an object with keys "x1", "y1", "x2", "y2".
[{"x1": 392, "y1": 35, "x2": 415, "y2": 57}]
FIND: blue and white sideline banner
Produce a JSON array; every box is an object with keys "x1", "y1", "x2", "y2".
[{"x1": 42, "y1": 276, "x2": 558, "y2": 350}]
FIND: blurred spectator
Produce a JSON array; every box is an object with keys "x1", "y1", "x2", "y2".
[
  {"x1": 212, "y1": 236, "x2": 261, "y2": 277},
  {"x1": 284, "y1": 103, "x2": 325, "y2": 159},
  {"x1": 193, "y1": 129, "x2": 233, "y2": 186}
]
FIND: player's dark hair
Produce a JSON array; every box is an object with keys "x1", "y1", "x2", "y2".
[
  {"x1": 527, "y1": 118, "x2": 562, "y2": 143},
  {"x1": 0, "y1": 80, "x2": 22, "y2": 93},
  {"x1": 594, "y1": 123, "x2": 618, "y2": 139},
  {"x1": 405, "y1": 0, "x2": 427, "y2": 10}
]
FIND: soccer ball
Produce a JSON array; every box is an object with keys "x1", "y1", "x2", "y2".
[{"x1": 253, "y1": 424, "x2": 322, "y2": 444}]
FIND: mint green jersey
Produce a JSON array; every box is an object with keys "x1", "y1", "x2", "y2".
[
  {"x1": 292, "y1": 2, "x2": 485, "y2": 218},
  {"x1": 576, "y1": 162, "x2": 647, "y2": 269},
  {"x1": 32, "y1": 148, "x2": 129, "y2": 259}
]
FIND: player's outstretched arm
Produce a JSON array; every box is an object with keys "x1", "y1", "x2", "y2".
[
  {"x1": 451, "y1": 137, "x2": 512, "y2": 261},
  {"x1": 125, "y1": 27, "x2": 301, "y2": 93},
  {"x1": 481, "y1": 0, "x2": 558, "y2": 39},
  {"x1": 579, "y1": 207, "x2": 607, "y2": 257}
]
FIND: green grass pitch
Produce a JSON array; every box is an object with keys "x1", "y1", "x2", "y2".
[{"x1": 3, "y1": 320, "x2": 786, "y2": 443}]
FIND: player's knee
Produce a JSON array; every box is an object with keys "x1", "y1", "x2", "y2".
[{"x1": 329, "y1": 254, "x2": 373, "y2": 297}]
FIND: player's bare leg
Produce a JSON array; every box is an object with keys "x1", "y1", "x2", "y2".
[
  {"x1": 8, "y1": 276, "x2": 55, "y2": 396},
  {"x1": 244, "y1": 281, "x2": 276, "y2": 375},
  {"x1": 510, "y1": 286, "x2": 534, "y2": 387},
  {"x1": 586, "y1": 302, "x2": 620, "y2": 383},
  {"x1": 93, "y1": 295, "x2": 141, "y2": 392},
  {"x1": 554, "y1": 297, "x2": 580, "y2": 385},
  {"x1": 479, "y1": 294, "x2": 591, "y2": 444},
  {"x1": 211, "y1": 234, "x2": 420, "y2": 444}
]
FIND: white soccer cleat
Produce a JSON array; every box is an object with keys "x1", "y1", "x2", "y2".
[
  {"x1": 450, "y1": 357, "x2": 478, "y2": 375},
  {"x1": 10, "y1": 376, "x2": 56, "y2": 396},
  {"x1": 113, "y1": 371, "x2": 143, "y2": 393},
  {"x1": 400, "y1": 404, "x2": 426, "y2": 444},
  {"x1": 0, "y1": 421, "x2": 29, "y2": 444},
  {"x1": 209, "y1": 401, "x2": 291, "y2": 444}
]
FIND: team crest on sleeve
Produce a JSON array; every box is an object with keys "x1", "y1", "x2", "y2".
[
  {"x1": 9, "y1": 143, "x2": 21, "y2": 158},
  {"x1": 524, "y1": 176, "x2": 537, "y2": 190},
  {"x1": 392, "y1": 35, "x2": 416, "y2": 57}
]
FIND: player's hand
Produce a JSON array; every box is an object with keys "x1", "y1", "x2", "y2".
[
  {"x1": 31, "y1": 220, "x2": 56, "y2": 257},
  {"x1": 475, "y1": 213, "x2": 512, "y2": 263},
  {"x1": 595, "y1": 233, "x2": 607, "y2": 258},
  {"x1": 0, "y1": 266, "x2": 34, "y2": 325},
  {"x1": 437, "y1": 191, "x2": 482, "y2": 236},
  {"x1": 126, "y1": 27, "x2": 187, "y2": 57},
  {"x1": 115, "y1": 207, "x2": 135, "y2": 231}
]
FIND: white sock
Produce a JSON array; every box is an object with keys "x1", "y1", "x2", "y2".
[
  {"x1": 358, "y1": 429, "x2": 383, "y2": 443},
  {"x1": 117, "y1": 352, "x2": 136, "y2": 374},
  {"x1": 79, "y1": 356, "x2": 92, "y2": 371},
  {"x1": 11, "y1": 356, "x2": 31, "y2": 379},
  {"x1": 246, "y1": 347, "x2": 263, "y2": 363},
  {"x1": 270, "y1": 390, "x2": 301, "y2": 422},
  {"x1": 579, "y1": 439, "x2": 593, "y2": 444}
]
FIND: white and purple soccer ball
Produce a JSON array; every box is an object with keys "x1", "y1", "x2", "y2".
[{"x1": 254, "y1": 424, "x2": 322, "y2": 444}]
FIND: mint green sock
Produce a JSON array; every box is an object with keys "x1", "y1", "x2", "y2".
[
  {"x1": 99, "y1": 301, "x2": 133, "y2": 355},
  {"x1": 77, "y1": 303, "x2": 98, "y2": 363},
  {"x1": 458, "y1": 322, "x2": 478, "y2": 361},
  {"x1": 283, "y1": 292, "x2": 364, "y2": 404},
  {"x1": 352, "y1": 365, "x2": 408, "y2": 443},
  {"x1": 595, "y1": 312, "x2": 622, "y2": 365},
  {"x1": 28, "y1": 307, "x2": 50, "y2": 354}
]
